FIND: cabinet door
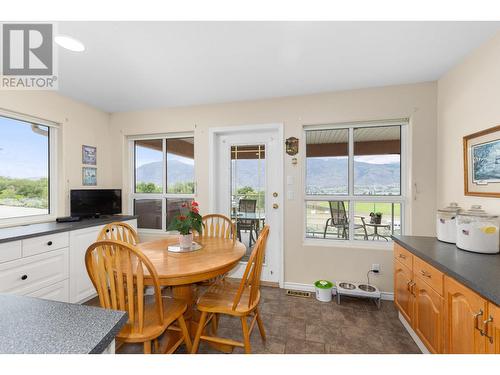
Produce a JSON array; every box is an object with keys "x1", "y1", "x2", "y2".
[
  {"x1": 414, "y1": 277, "x2": 443, "y2": 353},
  {"x1": 69, "y1": 225, "x2": 103, "y2": 303},
  {"x1": 444, "y1": 276, "x2": 487, "y2": 353},
  {"x1": 487, "y1": 303, "x2": 500, "y2": 354},
  {"x1": 26, "y1": 280, "x2": 69, "y2": 302},
  {"x1": 394, "y1": 259, "x2": 413, "y2": 324}
]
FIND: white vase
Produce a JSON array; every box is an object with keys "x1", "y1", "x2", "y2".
[{"x1": 179, "y1": 233, "x2": 193, "y2": 249}]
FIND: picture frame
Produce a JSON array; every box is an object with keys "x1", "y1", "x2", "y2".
[
  {"x1": 82, "y1": 167, "x2": 97, "y2": 186},
  {"x1": 463, "y1": 124, "x2": 500, "y2": 198},
  {"x1": 82, "y1": 145, "x2": 97, "y2": 165}
]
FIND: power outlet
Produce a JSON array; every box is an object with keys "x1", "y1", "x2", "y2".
[{"x1": 371, "y1": 264, "x2": 380, "y2": 273}]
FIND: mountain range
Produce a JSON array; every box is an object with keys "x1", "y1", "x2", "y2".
[{"x1": 136, "y1": 158, "x2": 400, "y2": 191}]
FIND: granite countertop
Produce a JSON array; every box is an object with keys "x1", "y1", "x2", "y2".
[
  {"x1": 0, "y1": 215, "x2": 137, "y2": 244},
  {"x1": 392, "y1": 235, "x2": 500, "y2": 306},
  {"x1": 0, "y1": 294, "x2": 127, "y2": 354}
]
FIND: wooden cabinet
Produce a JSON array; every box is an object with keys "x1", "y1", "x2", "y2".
[
  {"x1": 395, "y1": 243, "x2": 500, "y2": 354},
  {"x1": 394, "y1": 259, "x2": 414, "y2": 324},
  {"x1": 487, "y1": 303, "x2": 500, "y2": 354},
  {"x1": 413, "y1": 276, "x2": 443, "y2": 353},
  {"x1": 444, "y1": 276, "x2": 488, "y2": 353}
]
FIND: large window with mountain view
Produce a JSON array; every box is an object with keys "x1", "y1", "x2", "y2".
[
  {"x1": 305, "y1": 121, "x2": 407, "y2": 242},
  {"x1": 131, "y1": 135, "x2": 195, "y2": 230},
  {"x1": 0, "y1": 113, "x2": 55, "y2": 222}
]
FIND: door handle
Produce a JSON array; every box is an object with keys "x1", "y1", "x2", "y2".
[
  {"x1": 272, "y1": 203, "x2": 279, "y2": 209},
  {"x1": 482, "y1": 315, "x2": 494, "y2": 343}
]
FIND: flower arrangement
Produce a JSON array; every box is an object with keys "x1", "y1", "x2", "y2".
[{"x1": 168, "y1": 201, "x2": 203, "y2": 248}]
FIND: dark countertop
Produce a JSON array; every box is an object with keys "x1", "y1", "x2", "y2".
[
  {"x1": 0, "y1": 294, "x2": 127, "y2": 353},
  {"x1": 392, "y1": 235, "x2": 500, "y2": 306},
  {"x1": 0, "y1": 215, "x2": 137, "y2": 244}
]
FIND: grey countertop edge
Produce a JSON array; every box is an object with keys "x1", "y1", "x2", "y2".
[
  {"x1": 391, "y1": 235, "x2": 500, "y2": 305},
  {"x1": 0, "y1": 215, "x2": 138, "y2": 244},
  {"x1": 89, "y1": 311, "x2": 128, "y2": 354}
]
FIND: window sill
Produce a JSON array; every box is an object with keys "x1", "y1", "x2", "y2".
[
  {"x1": 0, "y1": 214, "x2": 56, "y2": 229},
  {"x1": 302, "y1": 238, "x2": 393, "y2": 250}
]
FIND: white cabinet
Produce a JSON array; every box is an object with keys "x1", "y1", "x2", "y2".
[
  {"x1": 69, "y1": 219, "x2": 137, "y2": 303},
  {"x1": 0, "y1": 218, "x2": 137, "y2": 305},
  {"x1": 26, "y1": 280, "x2": 69, "y2": 302},
  {"x1": 0, "y1": 248, "x2": 69, "y2": 295}
]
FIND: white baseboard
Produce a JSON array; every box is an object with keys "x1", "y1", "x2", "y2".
[
  {"x1": 398, "y1": 312, "x2": 428, "y2": 354},
  {"x1": 283, "y1": 282, "x2": 394, "y2": 301}
]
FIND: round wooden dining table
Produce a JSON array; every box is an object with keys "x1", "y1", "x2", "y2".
[{"x1": 137, "y1": 235, "x2": 246, "y2": 348}]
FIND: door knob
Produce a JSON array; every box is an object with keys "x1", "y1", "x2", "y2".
[
  {"x1": 272, "y1": 192, "x2": 278, "y2": 197},
  {"x1": 273, "y1": 203, "x2": 279, "y2": 209}
]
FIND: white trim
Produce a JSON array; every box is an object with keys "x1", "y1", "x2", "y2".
[
  {"x1": 0, "y1": 112, "x2": 59, "y2": 228},
  {"x1": 302, "y1": 238, "x2": 393, "y2": 250},
  {"x1": 283, "y1": 281, "x2": 394, "y2": 301},
  {"x1": 127, "y1": 131, "x2": 193, "y2": 141},
  {"x1": 303, "y1": 118, "x2": 409, "y2": 131},
  {"x1": 399, "y1": 312, "x2": 428, "y2": 354},
  {"x1": 0, "y1": 107, "x2": 59, "y2": 128},
  {"x1": 208, "y1": 123, "x2": 285, "y2": 288}
]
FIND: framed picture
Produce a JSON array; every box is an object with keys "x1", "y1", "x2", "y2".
[
  {"x1": 82, "y1": 145, "x2": 97, "y2": 165},
  {"x1": 464, "y1": 125, "x2": 500, "y2": 197},
  {"x1": 82, "y1": 167, "x2": 97, "y2": 186}
]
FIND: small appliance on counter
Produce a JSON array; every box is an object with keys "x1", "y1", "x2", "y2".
[
  {"x1": 456, "y1": 205, "x2": 500, "y2": 254},
  {"x1": 436, "y1": 202, "x2": 462, "y2": 243}
]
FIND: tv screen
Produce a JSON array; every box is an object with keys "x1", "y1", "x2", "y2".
[{"x1": 70, "y1": 189, "x2": 122, "y2": 218}]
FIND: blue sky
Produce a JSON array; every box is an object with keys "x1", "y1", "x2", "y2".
[{"x1": 0, "y1": 117, "x2": 49, "y2": 179}]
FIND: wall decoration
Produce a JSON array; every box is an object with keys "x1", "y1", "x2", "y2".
[
  {"x1": 82, "y1": 167, "x2": 97, "y2": 186},
  {"x1": 464, "y1": 125, "x2": 500, "y2": 197},
  {"x1": 82, "y1": 145, "x2": 97, "y2": 165}
]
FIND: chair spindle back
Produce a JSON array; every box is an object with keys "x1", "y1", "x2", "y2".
[
  {"x1": 85, "y1": 240, "x2": 163, "y2": 334},
  {"x1": 232, "y1": 225, "x2": 270, "y2": 310},
  {"x1": 200, "y1": 214, "x2": 236, "y2": 240},
  {"x1": 98, "y1": 222, "x2": 139, "y2": 245}
]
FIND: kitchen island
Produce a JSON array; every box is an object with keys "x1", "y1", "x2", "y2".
[{"x1": 0, "y1": 294, "x2": 127, "y2": 354}]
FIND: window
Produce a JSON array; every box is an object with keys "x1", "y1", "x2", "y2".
[
  {"x1": 130, "y1": 135, "x2": 195, "y2": 230},
  {"x1": 0, "y1": 112, "x2": 57, "y2": 222},
  {"x1": 305, "y1": 121, "x2": 407, "y2": 242}
]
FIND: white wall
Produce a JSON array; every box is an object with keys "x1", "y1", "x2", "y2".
[
  {"x1": 109, "y1": 82, "x2": 438, "y2": 292},
  {"x1": 437, "y1": 32, "x2": 500, "y2": 214},
  {"x1": 0, "y1": 91, "x2": 114, "y2": 217}
]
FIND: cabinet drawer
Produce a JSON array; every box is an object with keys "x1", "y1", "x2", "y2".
[
  {"x1": 22, "y1": 232, "x2": 69, "y2": 257},
  {"x1": 0, "y1": 241, "x2": 22, "y2": 263},
  {"x1": 394, "y1": 244, "x2": 413, "y2": 270},
  {"x1": 414, "y1": 256, "x2": 443, "y2": 295},
  {"x1": 0, "y1": 248, "x2": 69, "y2": 295},
  {"x1": 25, "y1": 279, "x2": 69, "y2": 303}
]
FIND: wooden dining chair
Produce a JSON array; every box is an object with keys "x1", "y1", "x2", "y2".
[
  {"x1": 196, "y1": 214, "x2": 236, "y2": 286},
  {"x1": 85, "y1": 239, "x2": 192, "y2": 354},
  {"x1": 98, "y1": 221, "x2": 139, "y2": 245},
  {"x1": 191, "y1": 225, "x2": 270, "y2": 354},
  {"x1": 199, "y1": 214, "x2": 236, "y2": 241}
]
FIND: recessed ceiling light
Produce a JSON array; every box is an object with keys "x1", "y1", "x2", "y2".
[{"x1": 54, "y1": 35, "x2": 85, "y2": 52}]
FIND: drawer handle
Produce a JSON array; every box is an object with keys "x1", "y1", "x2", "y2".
[
  {"x1": 420, "y1": 270, "x2": 431, "y2": 278},
  {"x1": 47, "y1": 241, "x2": 53, "y2": 246},
  {"x1": 399, "y1": 254, "x2": 407, "y2": 259},
  {"x1": 21, "y1": 275, "x2": 28, "y2": 281}
]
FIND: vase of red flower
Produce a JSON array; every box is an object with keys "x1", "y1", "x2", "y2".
[{"x1": 168, "y1": 201, "x2": 203, "y2": 248}]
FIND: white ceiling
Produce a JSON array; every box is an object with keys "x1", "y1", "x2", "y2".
[{"x1": 56, "y1": 21, "x2": 500, "y2": 113}]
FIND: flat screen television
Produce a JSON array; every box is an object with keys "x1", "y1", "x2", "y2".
[{"x1": 70, "y1": 189, "x2": 122, "y2": 218}]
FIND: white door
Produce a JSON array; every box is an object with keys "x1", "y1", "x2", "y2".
[{"x1": 211, "y1": 125, "x2": 283, "y2": 284}]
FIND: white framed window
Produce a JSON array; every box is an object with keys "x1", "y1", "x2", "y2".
[
  {"x1": 303, "y1": 119, "x2": 409, "y2": 244},
  {"x1": 0, "y1": 109, "x2": 58, "y2": 226},
  {"x1": 128, "y1": 133, "x2": 195, "y2": 232}
]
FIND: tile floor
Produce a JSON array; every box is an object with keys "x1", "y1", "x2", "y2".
[{"x1": 86, "y1": 286, "x2": 420, "y2": 354}]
